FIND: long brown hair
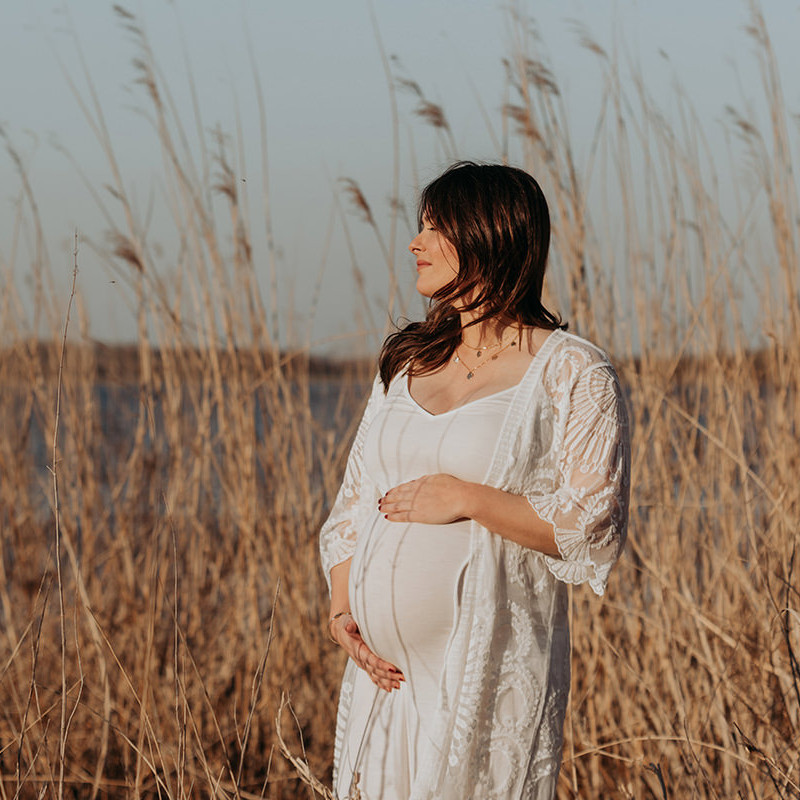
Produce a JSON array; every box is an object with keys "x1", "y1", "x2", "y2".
[{"x1": 378, "y1": 161, "x2": 565, "y2": 389}]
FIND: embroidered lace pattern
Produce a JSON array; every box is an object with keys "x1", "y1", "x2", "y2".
[
  {"x1": 319, "y1": 331, "x2": 631, "y2": 799},
  {"x1": 527, "y1": 355, "x2": 630, "y2": 597},
  {"x1": 320, "y1": 376, "x2": 384, "y2": 593}
]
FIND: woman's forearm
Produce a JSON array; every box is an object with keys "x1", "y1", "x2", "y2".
[
  {"x1": 379, "y1": 474, "x2": 561, "y2": 557},
  {"x1": 461, "y1": 482, "x2": 561, "y2": 557},
  {"x1": 329, "y1": 558, "x2": 352, "y2": 618}
]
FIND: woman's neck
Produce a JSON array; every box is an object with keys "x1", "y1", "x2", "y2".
[{"x1": 459, "y1": 313, "x2": 516, "y2": 350}]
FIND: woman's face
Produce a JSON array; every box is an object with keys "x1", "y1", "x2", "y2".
[{"x1": 408, "y1": 215, "x2": 459, "y2": 297}]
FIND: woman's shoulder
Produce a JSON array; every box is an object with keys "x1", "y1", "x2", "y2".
[
  {"x1": 512, "y1": 331, "x2": 628, "y2": 436},
  {"x1": 365, "y1": 368, "x2": 407, "y2": 407},
  {"x1": 360, "y1": 372, "x2": 389, "y2": 420},
  {"x1": 533, "y1": 330, "x2": 622, "y2": 404},
  {"x1": 541, "y1": 329, "x2": 615, "y2": 370}
]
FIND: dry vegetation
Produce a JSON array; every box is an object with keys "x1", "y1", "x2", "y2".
[{"x1": 1, "y1": 4, "x2": 799, "y2": 798}]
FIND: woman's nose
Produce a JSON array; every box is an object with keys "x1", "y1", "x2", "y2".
[{"x1": 409, "y1": 233, "x2": 423, "y2": 253}]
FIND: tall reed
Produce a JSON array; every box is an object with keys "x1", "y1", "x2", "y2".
[{"x1": 0, "y1": 3, "x2": 798, "y2": 798}]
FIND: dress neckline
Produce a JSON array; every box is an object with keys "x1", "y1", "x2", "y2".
[
  {"x1": 404, "y1": 329, "x2": 560, "y2": 418},
  {"x1": 404, "y1": 379, "x2": 517, "y2": 418}
]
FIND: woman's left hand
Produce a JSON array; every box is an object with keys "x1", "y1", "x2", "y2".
[{"x1": 379, "y1": 474, "x2": 471, "y2": 524}]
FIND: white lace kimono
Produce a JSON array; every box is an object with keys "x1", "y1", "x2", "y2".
[{"x1": 320, "y1": 330, "x2": 630, "y2": 799}]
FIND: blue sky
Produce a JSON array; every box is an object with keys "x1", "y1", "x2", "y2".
[{"x1": 1, "y1": 1, "x2": 798, "y2": 351}]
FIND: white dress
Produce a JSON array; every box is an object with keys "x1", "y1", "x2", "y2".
[
  {"x1": 320, "y1": 330, "x2": 630, "y2": 800},
  {"x1": 337, "y1": 380, "x2": 514, "y2": 799}
]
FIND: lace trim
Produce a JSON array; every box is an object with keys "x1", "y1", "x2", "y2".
[
  {"x1": 319, "y1": 376, "x2": 384, "y2": 591},
  {"x1": 527, "y1": 362, "x2": 630, "y2": 596}
]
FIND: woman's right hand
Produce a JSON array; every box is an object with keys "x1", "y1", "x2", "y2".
[{"x1": 331, "y1": 614, "x2": 404, "y2": 692}]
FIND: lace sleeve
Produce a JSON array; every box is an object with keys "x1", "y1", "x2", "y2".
[
  {"x1": 319, "y1": 375, "x2": 384, "y2": 593},
  {"x1": 527, "y1": 362, "x2": 630, "y2": 596}
]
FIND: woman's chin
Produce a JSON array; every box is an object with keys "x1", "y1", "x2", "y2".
[
  {"x1": 415, "y1": 281, "x2": 434, "y2": 298},
  {"x1": 415, "y1": 277, "x2": 446, "y2": 298}
]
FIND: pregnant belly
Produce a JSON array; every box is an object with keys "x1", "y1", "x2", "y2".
[{"x1": 349, "y1": 509, "x2": 471, "y2": 676}]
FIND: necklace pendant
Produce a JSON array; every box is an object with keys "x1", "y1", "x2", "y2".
[
  {"x1": 476, "y1": 350, "x2": 482, "y2": 357},
  {"x1": 466, "y1": 371, "x2": 474, "y2": 379}
]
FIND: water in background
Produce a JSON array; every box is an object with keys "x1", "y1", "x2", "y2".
[{"x1": 18, "y1": 377, "x2": 370, "y2": 523}]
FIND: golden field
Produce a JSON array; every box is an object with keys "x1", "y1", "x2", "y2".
[{"x1": 1, "y1": 5, "x2": 798, "y2": 798}]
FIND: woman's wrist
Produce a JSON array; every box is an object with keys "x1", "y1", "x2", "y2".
[
  {"x1": 328, "y1": 610, "x2": 352, "y2": 644},
  {"x1": 458, "y1": 482, "x2": 560, "y2": 556},
  {"x1": 458, "y1": 480, "x2": 480, "y2": 520}
]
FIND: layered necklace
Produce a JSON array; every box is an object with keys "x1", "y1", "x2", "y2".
[{"x1": 453, "y1": 330, "x2": 519, "y2": 380}]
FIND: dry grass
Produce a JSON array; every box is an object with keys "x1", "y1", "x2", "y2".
[{"x1": 1, "y1": 3, "x2": 799, "y2": 798}]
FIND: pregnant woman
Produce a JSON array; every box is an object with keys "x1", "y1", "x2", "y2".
[{"x1": 320, "y1": 162, "x2": 630, "y2": 799}]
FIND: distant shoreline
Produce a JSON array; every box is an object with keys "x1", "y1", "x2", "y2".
[
  {"x1": 1, "y1": 340, "x2": 374, "y2": 385},
  {"x1": 0, "y1": 339, "x2": 783, "y2": 390}
]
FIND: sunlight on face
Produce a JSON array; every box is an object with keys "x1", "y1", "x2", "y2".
[{"x1": 408, "y1": 217, "x2": 459, "y2": 297}]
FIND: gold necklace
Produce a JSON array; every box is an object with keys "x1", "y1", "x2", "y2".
[
  {"x1": 459, "y1": 324, "x2": 522, "y2": 357},
  {"x1": 453, "y1": 337, "x2": 517, "y2": 380},
  {"x1": 459, "y1": 337, "x2": 503, "y2": 359}
]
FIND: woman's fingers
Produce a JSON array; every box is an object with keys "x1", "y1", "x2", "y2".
[
  {"x1": 339, "y1": 625, "x2": 404, "y2": 691},
  {"x1": 381, "y1": 478, "x2": 421, "y2": 504},
  {"x1": 379, "y1": 479, "x2": 424, "y2": 521},
  {"x1": 357, "y1": 643, "x2": 400, "y2": 691},
  {"x1": 378, "y1": 474, "x2": 468, "y2": 525},
  {"x1": 358, "y1": 642, "x2": 404, "y2": 684},
  {"x1": 362, "y1": 646, "x2": 404, "y2": 681}
]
